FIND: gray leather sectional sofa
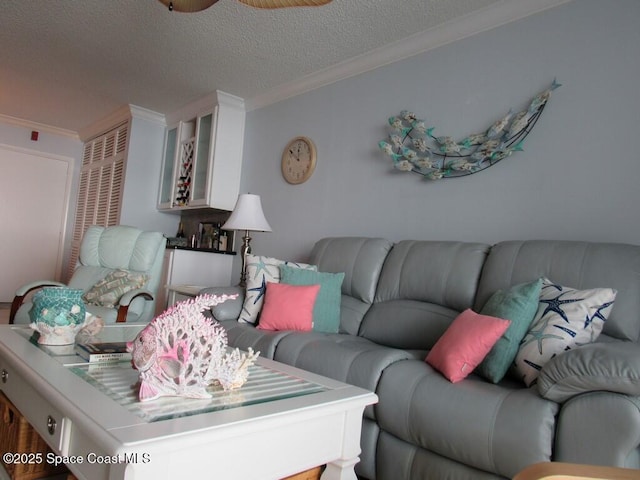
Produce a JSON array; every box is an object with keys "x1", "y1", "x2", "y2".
[{"x1": 203, "y1": 238, "x2": 640, "y2": 479}]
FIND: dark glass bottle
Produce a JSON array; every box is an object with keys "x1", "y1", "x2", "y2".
[
  {"x1": 212, "y1": 223, "x2": 221, "y2": 250},
  {"x1": 176, "y1": 221, "x2": 185, "y2": 238}
]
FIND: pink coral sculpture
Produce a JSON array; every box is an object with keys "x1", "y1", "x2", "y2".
[{"x1": 127, "y1": 293, "x2": 259, "y2": 402}]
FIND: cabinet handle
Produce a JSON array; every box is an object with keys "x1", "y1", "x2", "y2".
[
  {"x1": 1, "y1": 369, "x2": 7, "y2": 384},
  {"x1": 47, "y1": 415, "x2": 57, "y2": 436}
]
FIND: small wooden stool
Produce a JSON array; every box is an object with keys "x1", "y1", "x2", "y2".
[
  {"x1": 283, "y1": 466, "x2": 324, "y2": 480},
  {"x1": 67, "y1": 466, "x2": 323, "y2": 480},
  {"x1": 0, "y1": 391, "x2": 68, "y2": 480}
]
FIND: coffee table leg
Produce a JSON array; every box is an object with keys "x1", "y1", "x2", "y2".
[
  {"x1": 321, "y1": 457, "x2": 359, "y2": 480},
  {"x1": 320, "y1": 407, "x2": 366, "y2": 480}
]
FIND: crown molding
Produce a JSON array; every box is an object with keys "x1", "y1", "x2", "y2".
[
  {"x1": 79, "y1": 105, "x2": 165, "y2": 141},
  {"x1": 246, "y1": 0, "x2": 572, "y2": 111},
  {"x1": 78, "y1": 105, "x2": 130, "y2": 141},
  {"x1": 165, "y1": 90, "x2": 245, "y2": 126},
  {"x1": 130, "y1": 105, "x2": 167, "y2": 126},
  {"x1": 0, "y1": 114, "x2": 79, "y2": 140}
]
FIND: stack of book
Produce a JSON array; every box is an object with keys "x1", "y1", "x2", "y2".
[{"x1": 74, "y1": 341, "x2": 131, "y2": 363}]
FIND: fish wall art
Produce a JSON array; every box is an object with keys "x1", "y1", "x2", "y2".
[{"x1": 379, "y1": 79, "x2": 561, "y2": 180}]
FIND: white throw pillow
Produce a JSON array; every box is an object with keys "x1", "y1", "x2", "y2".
[
  {"x1": 514, "y1": 278, "x2": 616, "y2": 387},
  {"x1": 238, "y1": 254, "x2": 317, "y2": 324}
]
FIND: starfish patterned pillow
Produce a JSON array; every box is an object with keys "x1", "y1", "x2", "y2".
[
  {"x1": 238, "y1": 254, "x2": 317, "y2": 325},
  {"x1": 514, "y1": 278, "x2": 616, "y2": 387}
]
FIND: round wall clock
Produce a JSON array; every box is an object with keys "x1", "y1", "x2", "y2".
[{"x1": 281, "y1": 136, "x2": 317, "y2": 184}]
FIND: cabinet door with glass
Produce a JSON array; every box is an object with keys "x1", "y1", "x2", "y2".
[
  {"x1": 157, "y1": 123, "x2": 179, "y2": 209},
  {"x1": 174, "y1": 118, "x2": 196, "y2": 208},
  {"x1": 158, "y1": 111, "x2": 217, "y2": 210},
  {"x1": 189, "y1": 109, "x2": 218, "y2": 207}
]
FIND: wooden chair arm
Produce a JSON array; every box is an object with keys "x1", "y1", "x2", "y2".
[
  {"x1": 115, "y1": 291, "x2": 154, "y2": 323},
  {"x1": 9, "y1": 282, "x2": 66, "y2": 324}
]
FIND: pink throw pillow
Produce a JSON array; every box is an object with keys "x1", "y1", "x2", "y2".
[
  {"x1": 257, "y1": 282, "x2": 320, "y2": 332},
  {"x1": 426, "y1": 309, "x2": 511, "y2": 383}
]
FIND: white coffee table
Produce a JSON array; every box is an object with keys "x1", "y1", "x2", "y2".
[{"x1": 0, "y1": 325, "x2": 377, "y2": 480}]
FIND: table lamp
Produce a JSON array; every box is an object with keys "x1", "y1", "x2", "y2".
[{"x1": 223, "y1": 193, "x2": 272, "y2": 286}]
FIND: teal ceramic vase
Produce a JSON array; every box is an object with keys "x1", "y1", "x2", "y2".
[{"x1": 29, "y1": 287, "x2": 87, "y2": 345}]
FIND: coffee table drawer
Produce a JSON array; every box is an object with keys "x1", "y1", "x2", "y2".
[{"x1": 0, "y1": 363, "x2": 71, "y2": 455}]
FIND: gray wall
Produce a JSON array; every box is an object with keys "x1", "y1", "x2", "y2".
[{"x1": 237, "y1": 0, "x2": 640, "y2": 267}]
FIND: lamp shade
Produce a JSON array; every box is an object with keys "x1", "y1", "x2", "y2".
[{"x1": 223, "y1": 194, "x2": 272, "y2": 232}]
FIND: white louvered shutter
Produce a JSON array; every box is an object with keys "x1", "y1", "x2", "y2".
[{"x1": 66, "y1": 122, "x2": 129, "y2": 280}]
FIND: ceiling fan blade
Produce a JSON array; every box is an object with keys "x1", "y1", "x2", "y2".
[
  {"x1": 157, "y1": 0, "x2": 221, "y2": 12},
  {"x1": 237, "y1": 0, "x2": 332, "y2": 8}
]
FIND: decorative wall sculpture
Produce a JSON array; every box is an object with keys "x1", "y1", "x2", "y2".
[{"x1": 379, "y1": 79, "x2": 560, "y2": 180}]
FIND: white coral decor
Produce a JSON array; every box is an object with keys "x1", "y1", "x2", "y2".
[{"x1": 127, "y1": 293, "x2": 260, "y2": 402}]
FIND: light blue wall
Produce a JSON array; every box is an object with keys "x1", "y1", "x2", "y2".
[
  {"x1": 238, "y1": 0, "x2": 640, "y2": 266},
  {"x1": 120, "y1": 115, "x2": 179, "y2": 235},
  {"x1": 0, "y1": 123, "x2": 81, "y2": 159}
]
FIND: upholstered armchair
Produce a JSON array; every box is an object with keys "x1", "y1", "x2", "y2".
[{"x1": 10, "y1": 225, "x2": 166, "y2": 325}]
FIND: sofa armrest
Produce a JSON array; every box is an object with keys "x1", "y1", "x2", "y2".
[
  {"x1": 199, "y1": 286, "x2": 245, "y2": 321},
  {"x1": 555, "y1": 392, "x2": 640, "y2": 467},
  {"x1": 537, "y1": 342, "x2": 640, "y2": 403}
]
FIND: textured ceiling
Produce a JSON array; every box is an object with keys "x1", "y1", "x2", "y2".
[{"x1": 1, "y1": 0, "x2": 540, "y2": 133}]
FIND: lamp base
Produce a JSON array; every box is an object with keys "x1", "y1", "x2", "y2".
[{"x1": 239, "y1": 230, "x2": 252, "y2": 287}]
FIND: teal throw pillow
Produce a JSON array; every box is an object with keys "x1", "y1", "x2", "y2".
[
  {"x1": 280, "y1": 265, "x2": 345, "y2": 333},
  {"x1": 476, "y1": 278, "x2": 542, "y2": 383}
]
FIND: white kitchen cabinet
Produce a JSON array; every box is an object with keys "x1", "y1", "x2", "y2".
[
  {"x1": 155, "y1": 248, "x2": 235, "y2": 314},
  {"x1": 157, "y1": 90, "x2": 245, "y2": 212},
  {"x1": 166, "y1": 285, "x2": 206, "y2": 308}
]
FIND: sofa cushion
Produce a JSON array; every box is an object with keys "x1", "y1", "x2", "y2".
[
  {"x1": 377, "y1": 431, "x2": 502, "y2": 480},
  {"x1": 85, "y1": 303, "x2": 145, "y2": 324},
  {"x1": 377, "y1": 360, "x2": 558, "y2": 479},
  {"x1": 274, "y1": 332, "x2": 412, "y2": 420},
  {"x1": 475, "y1": 240, "x2": 640, "y2": 342},
  {"x1": 239, "y1": 254, "x2": 316, "y2": 325},
  {"x1": 220, "y1": 320, "x2": 290, "y2": 359},
  {"x1": 476, "y1": 278, "x2": 542, "y2": 383},
  {"x1": 308, "y1": 237, "x2": 393, "y2": 335},
  {"x1": 280, "y1": 265, "x2": 345, "y2": 333},
  {"x1": 515, "y1": 278, "x2": 615, "y2": 386},
  {"x1": 257, "y1": 282, "x2": 319, "y2": 332},
  {"x1": 426, "y1": 309, "x2": 510, "y2": 383},
  {"x1": 537, "y1": 342, "x2": 640, "y2": 402},
  {"x1": 360, "y1": 241, "x2": 490, "y2": 350}
]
